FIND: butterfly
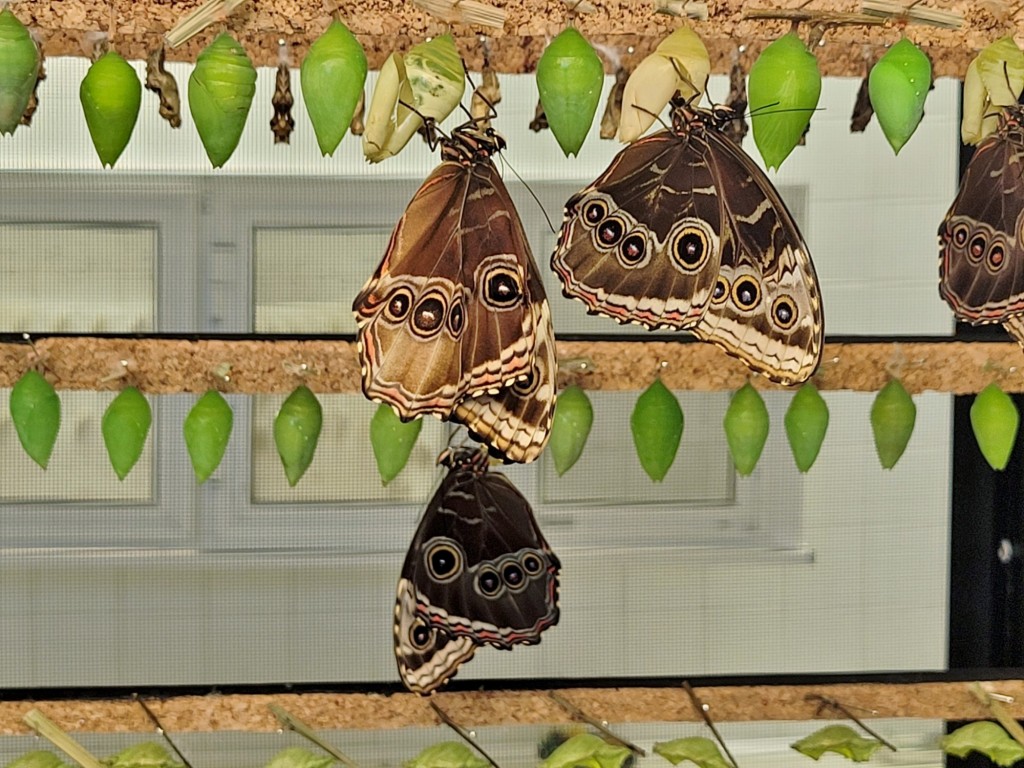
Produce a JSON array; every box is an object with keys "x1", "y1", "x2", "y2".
[
  {"x1": 352, "y1": 120, "x2": 555, "y2": 463},
  {"x1": 939, "y1": 105, "x2": 1024, "y2": 346},
  {"x1": 394, "y1": 446, "x2": 560, "y2": 694},
  {"x1": 551, "y1": 100, "x2": 824, "y2": 386}
]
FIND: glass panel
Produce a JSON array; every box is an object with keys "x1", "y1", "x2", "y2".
[
  {"x1": 0, "y1": 390, "x2": 153, "y2": 502},
  {"x1": 253, "y1": 227, "x2": 392, "y2": 334},
  {"x1": 250, "y1": 393, "x2": 449, "y2": 503},
  {"x1": 0, "y1": 224, "x2": 155, "y2": 333}
]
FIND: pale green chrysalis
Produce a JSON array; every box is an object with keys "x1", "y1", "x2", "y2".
[
  {"x1": 548, "y1": 384, "x2": 594, "y2": 476},
  {"x1": 791, "y1": 725, "x2": 885, "y2": 762},
  {"x1": 654, "y1": 737, "x2": 731, "y2": 768},
  {"x1": 971, "y1": 383, "x2": 1019, "y2": 471},
  {"x1": 406, "y1": 743, "x2": 489, "y2": 768},
  {"x1": 300, "y1": 20, "x2": 367, "y2": 156},
  {"x1": 784, "y1": 382, "x2": 828, "y2": 472},
  {"x1": 80, "y1": 50, "x2": 142, "y2": 167},
  {"x1": 723, "y1": 382, "x2": 769, "y2": 476},
  {"x1": 870, "y1": 378, "x2": 916, "y2": 469},
  {"x1": 183, "y1": 389, "x2": 233, "y2": 483},
  {"x1": 631, "y1": 378, "x2": 683, "y2": 482},
  {"x1": 369, "y1": 403, "x2": 422, "y2": 485},
  {"x1": 266, "y1": 747, "x2": 335, "y2": 768},
  {"x1": 0, "y1": 9, "x2": 39, "y2": 135},
  {"x1": 536, "y1": 27, "x2": 604, "y2": 157},
  {"x1": 102, "y1": 386, "x2": 152, "y2": 481},
  {"x1": 942, "y1": 722, "x2": 1024, "y2": 766},
  {"x1": 748, "y1": 32, "x2": 821, "y2": 170},
  {"x1": 274, "y1": 385, "x2": 323, "y2": 486},
  {"x1": 9, "y1": 369, "x2": 60, "y2": 469},
  {"x1": 188, "y1": 33, "x2": 256, "y2": 168},
  {"x1": 868, "y1": 37, "x2": 932, "y2": 154},
  {"x1": 540, "y1": 734, "x2": 632, "y2": 768}
]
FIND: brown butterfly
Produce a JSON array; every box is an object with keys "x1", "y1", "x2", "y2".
[
  {"x1": 394, "y1": 446, "x2": 560, "y2": 693},
  {"x1": 552, "y1": 100, "x2": 823, "y2": 385},
  {"x1": 352, "y1": 120, "x2": 555, "y2": 462},
  {"x1": 939, "y1": 105, "x2": 1024, "y2": 346}
]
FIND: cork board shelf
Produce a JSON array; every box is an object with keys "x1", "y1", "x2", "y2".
[
  {"x1": 10, "y1": 1, "x2": 1018, "y2": 76},
  {"x1": 0, "y1": 681, "x2": 1021, "y2": 735},
  {"x1": 1, "y1": 338, "x2": 1023, "y2": 395}
]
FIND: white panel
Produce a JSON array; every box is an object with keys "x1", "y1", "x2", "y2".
[
  {"x1": 0, "y1": 224, "x2": 155, "y2": 333},
  {"x1": 254, "y1": 228, "x2": 392, "y2": 333},
  {"x1": 250, "y1": 393, "x2": 449, "y2": 503},
  {"x1": 0, "y1": 390, "x2": 153, "y2": 501}
]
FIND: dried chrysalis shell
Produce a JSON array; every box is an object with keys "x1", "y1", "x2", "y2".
[
  {"x1": 145, "y1": 43, "x2": 181, "y2": 128},
  {"x1": 270, "y1": 61, "x2": 294, "y2": 144}
]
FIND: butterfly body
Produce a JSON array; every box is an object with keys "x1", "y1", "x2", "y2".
[
  {"x1": 394, "y1": 447, "x2": 560, "y2": 694},
  {"x1": 552, "y1": 103, "x2": 823, "y2": 385},
  {"x1": 353, "y1": 123, "x2": 555, "y2": 462},
  {"x1": 939, "y1": 106, "x2": 1024, "y2": 344}
]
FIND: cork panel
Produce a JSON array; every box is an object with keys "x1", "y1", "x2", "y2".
[
  {"x1": 1, "y1": 338, "x2": 1023, "y2": 395},
  {"x1": 0, "y1": 681, "x2": 1022, "y2": 735},
  {"x1": 9, "y1": 0, "x2": 1005, "y2": 76}
]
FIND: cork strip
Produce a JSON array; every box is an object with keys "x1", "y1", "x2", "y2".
[
  {"x1": 8, "y1": 0, "x2": 1015, "y2": 76},
  {"x1": 0, "y1": 681, "x2": 1021, "y2": 735},
  {"x1": 0, "y1": 338, "x2": 1022, "y2": 395}
]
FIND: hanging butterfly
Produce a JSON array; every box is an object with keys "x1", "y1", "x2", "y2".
[
  {"x1": 939, "y1": 105, "x2": 1024, "y2": 347},
  {"x1": 551, "y1": 99, "x2": 824, "y2": 385},
  {"x1": 394, "y1": 446, "x2": 560, "y2": 693},
  {"x1": 352, "y1": 117, "x2": 555, "y2": 463}
]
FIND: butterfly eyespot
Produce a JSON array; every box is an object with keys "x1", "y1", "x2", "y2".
[
  {"x1": 483, "y1": 268, "x2": 523, "y2": 309},
  {"x1": 772, "y1": 297, "x2": 798, "y2": 329},
  {"x1": 988, "y1": 243, "x2": 1007, "y2": 271},
  {"x1": 952, "y1": 223, "x2": 970, "y2": 247},
  {"x1": 619, "y1": 233, "x2": 647, "y2": 266},
  {"x1": 669, "y1": 224, "x2": 712, "y2": 272},
  {"x1": 476, "y1": 567, "x2": 502, "y2": 597},
  {"x1": 596, "y1": 216, "x2": 625, "y2": 247},
  {"x1": 502, "y1": 561, "x2": 526, "y2": 591},
  {"x1": 968, "y1": 234, "x2": 987, "y2": 263},
  {"x1": 424, "y1": 539, "x2": 463, "y2": 582},
  {"x1": 384, "y1": 289, "x2": 413, "y2": 322},
  {"x1": 583, "y1": 199, "x2": 607, "y2": 225},
  {"x1": 448, "y1": 300, "x2": 465, "y2": 336},
  {"x1": 711, "y1": 277, "x2": 729, "y2": 304},
  {"x1": 732, "y1": 277, "x2": 761, "y2": 310},
  {"x1": 521, "y1": 552, "x2": 544, "y2": 576},
  {"x1": 512, "y1": 368, "x2": 538, "y2": 395},
  {"x1": 410, "y1": 619, "x2": 433, "y2": 650},
  {"x1": 412, "y1": 295, "x2": 447, "y2": 335}
]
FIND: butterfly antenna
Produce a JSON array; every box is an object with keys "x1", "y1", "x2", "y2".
[{"x1": 498, "y1": 153, "x2": 557, "y2": 234}]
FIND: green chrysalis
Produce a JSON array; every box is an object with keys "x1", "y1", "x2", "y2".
[
  {"x1": 103, "y1": 742, "x2": 183, "y2": 768},
  {"x1": 971, "y1": 383, "x2": 1019, "y2": 471},
  {"x1": 370, "y1": 403, "x2": 422, "y2": 485},
  {"x1": 404, "y1": 742, "x2": 489, "y2": 768},
  {"x1": 274, "y1": 385, "x2": 323, "y2": 486},
  {"x1": 266, "y1": 747, "x2": 336, "y2": 768},
  {"x1": 723, "y1": 382, "x2": 769, "y2": 476},
  {"x1": 101, "y1": 386, "x2": 152, "y2": 481},
  {"x1": 791, "y1": 725, "x2": 884, "y2": 762},
  {"x1": 183, "y1": 389, "x2": 234, "y2": 483},
  {"x1": 654, "y1": 737, "x2": 731, "y2": 768},
  {"x1": 870, "y1": 378, "x2": 916, "y2": 469},
  {"x1": 868, "y1": 37, "x2": 932, "y2": 154},
  {"x1": 0, "y1": 8, "x2": 39, "y2": 135},
  {"x1": 784, "y1": 382, "x2": 828, "y2": 472},
  {"x1": 540, "y1": 734, "x2": 632, "y2": 768},
  {"x1": 80, "y1": 50, "x2": 142, "y2": 167},
  {"x1": 536, "y1": 27, "x2": 604, "y2": 157},
  {"x1": 748, "y1": 32, "x2": 821, "y2": 170},
  {"x1": 188, "y1": 33, "x2": 256, "y2": 168},
  {"x1": 9, "y1": 369, "x2": 60, "y2": 469},
  {"x1": 631, "y1": 378, "x2": 683, "y2": 482},
  {"x1": 301, "y1": 20, "x2": 367, "y2": 156},
  {"x1": 548, "y1": 384, "x2": 594, "y2": 476},
  {"x1": 942, "y1": 722, "x2": 1024, "y2": 767}
]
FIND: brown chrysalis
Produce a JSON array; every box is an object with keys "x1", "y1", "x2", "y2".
[
  {"x1": 271, "y1": 61, "x2": 295, "y2": 143},
  {"x1": 145, "y1": 43, "x2": 182, "y2": 128}
]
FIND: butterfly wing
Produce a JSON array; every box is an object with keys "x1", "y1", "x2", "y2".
[
  {"x1": 353, "y1": 158, "x2": 539, "y2": 418},
  {"x1": 394, "y1": 452, "x2": 560, "y2": 693},
  {"x1": 552, "y1": 129, "x2": 724, "y2": 329},
  {"x1": 939, "y1": 110, "x2": 1024, "y2": 345},
  {"x1": 691, "y1": 126, "x2": 823, "y2": 385},
  {"x1": 452, "y1": 299, "x2": 556, "y2": 464}
]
